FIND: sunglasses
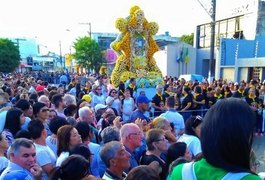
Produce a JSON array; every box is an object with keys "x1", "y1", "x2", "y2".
[{"x1": 192, "y1": 115, "x2": 203, "y2": 128}]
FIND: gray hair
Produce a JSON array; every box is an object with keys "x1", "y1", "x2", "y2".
[
  {"x1": 101, "y1": 127, "x2": 120, "y2": 144},
  {"x1": 100, "y1": 141, "x2": 123, "y2": 168},
  {"x1": 10, "y1": 138, "x2": 35, "y2": 156},
  {"x1": 63, "y1": 94, "x2": 77, "y2": 105},
  {"x1": 78, "y1": 106, "x2": 91, "y2": 118},
  {"x1": 120, "y1": 123, "x2": 139, "y2": 141},
  {"x1": 38, "y1": 95, "x2": 49, "y2": 103}
]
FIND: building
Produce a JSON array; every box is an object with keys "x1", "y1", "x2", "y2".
[
  {"x1": 195, "y1": 0, "x2": 265, "y2": 82},
  {"x1": 9, "y1": 38, "x2": 64, "y2": 72},
  {"x1": 155, "y1": 41, "x2": 196, "y2": 78},
  {"x1": 92, "y1": 32, "x2": 197, "y2": 78}
]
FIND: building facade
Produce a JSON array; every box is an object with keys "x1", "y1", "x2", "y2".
[{"x1": 195, "y1": 0, "x2": 265, "y2": 82}]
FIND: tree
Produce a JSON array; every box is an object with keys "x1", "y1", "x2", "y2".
[
  {"x1": 0, "y1": 38, "x2": 20, "y2": 73},
  {"x1": 73, "y1": 36, "x2": 104, "y2": 73},
  {"x1": 180, "y1": 33, "x2": 194, "y2": 46}
]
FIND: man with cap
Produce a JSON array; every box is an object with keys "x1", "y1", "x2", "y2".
[{"x1": 130, "y1": 95, "x2": 151, "y2": 123}]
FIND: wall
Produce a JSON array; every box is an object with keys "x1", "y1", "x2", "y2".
[
  {"x1": 239, "y1": 67, "x2": 249, "y2": 82},
  {"x1": 222, "y1": 68, "x2": 235, "y2": 81},
  {"x1": 154, "y1": 49, "x2": 167, "y2": 77},
  {"x1": 154, "y1": 42, "x2": 196, "y2": 78},
  {"x1": 196, "y1": 48, "x2": 212, "y2": 77}
]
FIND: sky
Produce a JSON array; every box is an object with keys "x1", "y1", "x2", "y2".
[{"x1": 0, "y1": 0, "x2": 245, "y2": 54}]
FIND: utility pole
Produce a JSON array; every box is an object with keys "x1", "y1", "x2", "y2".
[
  {"x1": 59, "y1": 40, "x2": 63, "y2": 71},
  {"x1": 79, "y1": 22, "x2": 92, "y2": 38},
  {"x1": 209, "y1": 0, "x2": 216, "y2": 81},
  {"x1": 196, "y1": 0, "x2": 216, "y2": 81},
  {"x1": 14, "y1": 38, "x2": 26, "y2": 50}
]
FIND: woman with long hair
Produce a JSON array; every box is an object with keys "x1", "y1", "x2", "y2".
[
  {"x1": 178, "y1": 115, "x2": 203, "y2": 160},
  {"x1": 50, "y1": 155, "x2": 98, "y2": 180},
  {"x1": 56, "y1": 125, "x2": 82, "y2": 166},
  {"x1": 2, "y1": 108, "x2": 25, "y2": 145},
  {"x1": 170, "y1": 98, "x2": 261, "y2": 179},
  {"x1": 106, "y1": 89, "x2": 121, "y2": 116},
  {"x1": 92, "y1": 85, "x2": 106, "y2": 108}
]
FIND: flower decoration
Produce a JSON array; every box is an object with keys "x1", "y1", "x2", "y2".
[
  {"x1": 115, "y1": 18, "x2": 127, "y2": 33},
  {"x1": 110, "y1": 5, "x2": 163, "y2": 88},
  {"x1": 130, "y1": 5, "x2": 141, "y2": 16}
]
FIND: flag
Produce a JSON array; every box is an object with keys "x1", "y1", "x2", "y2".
[
  {"x1": 184, "y1": 47, "x2": 190, "y2": 63},
  {"x1": 176, "y1": 47, "x2": 184, "y2": 62}
]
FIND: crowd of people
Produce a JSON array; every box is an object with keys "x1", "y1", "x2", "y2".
[{"x1": 0, "y1": 71, "x2": 264, "y2": 180}]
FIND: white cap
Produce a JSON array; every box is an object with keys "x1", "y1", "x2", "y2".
[{"x1": 94, "y1": 104, "x2": 108, "y2": 113}]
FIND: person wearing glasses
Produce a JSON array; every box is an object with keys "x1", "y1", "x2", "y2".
[
  {"x1": 177, "y1": 115, "x2": 203, "y2": 160},
  {"x1": 92, "y1": 85, "x2": 106, "y2": 108},
  {"x1": 140, "y1": 129, "x2": 168, "y2": 180},
  {"x1": 106, "y1": 89, "x2": 121, "y2": 116},
  {"x1": 170, "y1": 98, "x2": 261, "y2": 180},
  {"x1": 33, "y1": 102, "x2": 52, "y2": 136},
  {"x1": 120, "y1": 123, "x2": 143, "y2": 172}
]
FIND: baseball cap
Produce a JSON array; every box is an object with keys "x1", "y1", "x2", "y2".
[
  {"x1": 137, "y1": 95, "x2": 151, "y2": 104},
  {"x1": 36, "y1": 85, "x2": 44, "y2": 92},
  {"x1": 3, "y1": 170, "x2": 32, "y2": 180},
  {"x1": 94, "y1": 104, "x2": 108, "y2": 113},
  {"x1": 82, "y1": 94, "x2": 91, "y2": 103}
]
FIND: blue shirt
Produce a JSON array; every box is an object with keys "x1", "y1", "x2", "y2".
[
  {"x1": 130, "y1": 109, "x2": 149, "y2": 123},
  {"x1": 124, "y1": 146, "x2": 138, "y2": 173},
  {"x1": 0, "y1": 161, "x2": 33, "y2": 179}
]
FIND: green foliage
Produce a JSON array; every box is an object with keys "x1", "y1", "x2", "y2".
[
  {"x1": 0, "y1": 38, "x2": 20, "y2": 73},
  {"x1": 73, "y1": 36, "x2": 104, "y2": 72},
  {"x1": 180, "y1": 33, "x2": 194, "y2": 46}
]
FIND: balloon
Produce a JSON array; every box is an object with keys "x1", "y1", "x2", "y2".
[{"x1": 105, "y1": 49, "x2": 117, "y2": 63}]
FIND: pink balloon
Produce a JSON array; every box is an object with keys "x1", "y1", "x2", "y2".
[{"x1": 105, "y1": 49, "x2": 117, "y2": 63}]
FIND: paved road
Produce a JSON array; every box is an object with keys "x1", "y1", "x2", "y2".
[{"x1": 253, "y1": 136, "x2": 265, "y2": 172}]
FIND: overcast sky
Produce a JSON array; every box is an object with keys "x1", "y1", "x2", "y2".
[{"x1": 0, "y1": 0, "x2": 248, "y2": 54}]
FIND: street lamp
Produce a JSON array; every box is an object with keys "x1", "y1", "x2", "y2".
[
  {"x1": 79, "y1": 22, "x2": 92, "y2": 38},
  {"x1": 196, "y1": 0, "x2": 216, "y2": 81}
]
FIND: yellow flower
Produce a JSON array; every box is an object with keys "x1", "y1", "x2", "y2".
[
  {"x1": 115, "y1": 18, "x2": 127, "y2": 33},
  {"x1": 148, "y1": 22, "x2": 159, "y2": 35},
  {"x1": 130, "y1": 5, "x2": 140, "y2": 16}
]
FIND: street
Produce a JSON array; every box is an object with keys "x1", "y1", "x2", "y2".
[{"x1": 253, "y1": 136, "x2": 265, "y2": 173}]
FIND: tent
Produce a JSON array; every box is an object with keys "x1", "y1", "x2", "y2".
[{"x1": 179, "y1": 74, "x2": 204, "y2": 82}]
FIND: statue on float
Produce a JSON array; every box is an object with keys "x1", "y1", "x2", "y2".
[{"x1": 110, "y1": 5, "x2": 163, "y2": 88}]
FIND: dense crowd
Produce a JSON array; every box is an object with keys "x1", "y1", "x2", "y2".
[{"x1": 0, "y1": 72, "x2": 264, "y2": 180}]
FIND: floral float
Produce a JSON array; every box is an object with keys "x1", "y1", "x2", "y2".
[{"x1": 110, "y1": 5, "x2": 163, "y2": 88}]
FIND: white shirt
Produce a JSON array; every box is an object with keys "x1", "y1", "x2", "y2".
[
  {"x1": 160, "y1": 110, "x2": 185, "y2": 137},
  {"x1": 34, "y1": 143, "x2": 56, "y2": 180},
  {"x1": 56, "y1": 152, "x2": 69, "y2": 167},
  {"x1": 178, "y1": 134, "x2": 202, "y2": 157}
]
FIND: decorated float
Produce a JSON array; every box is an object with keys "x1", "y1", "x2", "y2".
[{"x1": 110, "y1": 5, "x2": 163, "y2": 95}]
